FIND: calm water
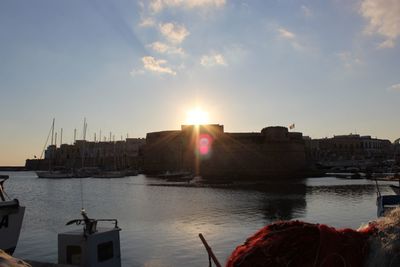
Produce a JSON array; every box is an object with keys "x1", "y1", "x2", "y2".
[{"x1": 1, "y1": 171, "x2": 395, "y2": 266}]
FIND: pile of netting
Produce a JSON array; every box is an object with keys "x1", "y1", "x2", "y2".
[{"x1": 226, "y1": 207, "x2": 400, "y2": 267}]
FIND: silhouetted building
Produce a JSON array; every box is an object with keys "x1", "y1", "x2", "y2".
[
  {"x1": 25, "y1": 138, "x2": 146, "y2": 171},
  {"x1": 143, "y1": 125, "x2": 306, "y2": 179},
  {"x1": 304, "y1": 134, "x2": 393, "y2": 167}
]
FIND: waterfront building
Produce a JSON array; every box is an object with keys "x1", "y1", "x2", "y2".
[
  {"x1": 304, "y1": 134, "x2": 393, "y2": 168},
  {"x1": 143, "y1": 125, "x2": 306, "y2": 179},
  {"x1": 25, "y1": 138, "x2": 146, "y2": 171}
]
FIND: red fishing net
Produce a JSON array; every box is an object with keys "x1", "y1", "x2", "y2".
[{"x1": 226, "y1": 220, "x2": 374, "y2": 267}]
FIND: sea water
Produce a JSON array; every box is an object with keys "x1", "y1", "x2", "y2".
[{"x1": 1, "y1": 171, "x2": 394, "y2": 266}]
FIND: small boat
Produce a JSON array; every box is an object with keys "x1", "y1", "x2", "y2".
[
  {"x1": 156, "y1": 171, "x2": 192, "y2": 179},
  {"x1": 389, "y1": 174, "x2": 400, "y2": 194},
  {"x1": 0, "y1": 175, "x2": 25, "y2": 255},
  {"x1": 390, "y1": 184, "x2": 400, "y2": 195},
  {"x1": 36, "y1": 171, "x2": 74, "y2": 179},
  {"x1": 376, "y1": 179, "x2": 400, "y2": 217},
  {"x1": 92, "y1": 171, "x2": 126, "y2": 178}
]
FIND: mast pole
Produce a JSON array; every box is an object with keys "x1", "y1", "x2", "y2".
[{"x1": 51, "y1": 118, "x2": 55, "y2": 146}]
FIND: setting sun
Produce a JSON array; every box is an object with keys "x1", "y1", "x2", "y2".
[{"x1": 185, "y1": 108, "x2": 209, "y2": 125}]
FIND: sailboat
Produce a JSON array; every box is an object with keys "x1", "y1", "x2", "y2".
[
  {"x1": 36, "y1": 119, "x2": 74, "y2": 179},
  {"x1": 0, "y1": 175, "x2": 25, "y2": 255},
  {"x1": 93, "y1": 141, "x2": 126, "y2": 178}
]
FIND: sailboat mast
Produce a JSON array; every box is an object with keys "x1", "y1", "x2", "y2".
[
  {"x1": 51, "y1": 118, "x2": 55, "y2": 146},
  {"x1": 49, "y1": 118, "x2": 55, "y2": 171},
  {"x1": 81, "y1": 118, "x2": 87, "y2": 169},
  {"x1": 83, "y1": 118, "x2": 87, "y2": 141}
]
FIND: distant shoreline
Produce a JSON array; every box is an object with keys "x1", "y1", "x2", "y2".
[{"x1": 0, "y1": 166, "x2": 26, "y2": 171}]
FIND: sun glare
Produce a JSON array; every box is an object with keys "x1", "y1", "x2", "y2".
[{"x1": 185, "y1": 108, "x2": 209, "y2": 125}]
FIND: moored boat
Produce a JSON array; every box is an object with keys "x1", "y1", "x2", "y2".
[
  {"x1": 92, "y1": 171, "x2": 126, "y2": 178},
  {"x1": 390, "y1": 184, "x2": 400, "y2": 195},
  {"x1": 376, "y1": 179, "x2": 400, "y2": 217},
  {"x1": 36, "y1": 170, "x2": 74, "y2": 179},
  {"x1": 0, "y1": 175, "x2": 25, "y2": 255}
]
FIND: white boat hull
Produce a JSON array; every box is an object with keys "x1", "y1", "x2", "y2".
[{"x1": 0, "y1": 201, "x2": 25, "y2": 255}]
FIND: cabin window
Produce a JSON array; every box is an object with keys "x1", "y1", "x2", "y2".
[
  {"x1": 66, "y1": 245, "x2": 81, "y2": 265},
  {"x1": 97, "y1": 241, "x2": 114, "y2": 262}
]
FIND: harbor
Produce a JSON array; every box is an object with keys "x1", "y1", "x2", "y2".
[
  {"x1": 1, "y1": 0, "x2": 400, "y2": 265},
  {"x1": 1, "y1": 171, "x2": 397, "y2": 266}
]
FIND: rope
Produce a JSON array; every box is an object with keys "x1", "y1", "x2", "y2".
[{"x1": 80, "y1": 178, "x2": 84, "y2": 211}]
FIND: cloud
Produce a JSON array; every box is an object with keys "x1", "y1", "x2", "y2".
[
  {"x1": 147, "y1": 41, "x2": 185, "y2": 55},
  {"x1": 277, "y1": 27, "x2": 296, "y2": 39},
  {"x1": 150, "y1": 0, "x2": 226, "y2": 13},
  {"x1": 159, "y1": 22, "x2": 190, "y2": 44},
  {"x1": 276, "y1": 27, "x2": 304, "y2": 50},
  {"x1": 337, "y1": 51, "x2": 362, "y2": 68},
  {"x1": 301, "y1": 5, "x2": 312, "y2": 17},
  {"x1": 139, "y1": 17, "x2": 156, "y2": 27},
  {"x1": 141, "y1": 56, "x2": 177, "y2": 75},
  {"x1": 200, "y1": 53, "x2": 227, "y2": 67},
  {"x1": 130, "y1": 69, "x2": 145, "y2": 76},
  {"x1": 360, "y1": 0, "x2": 400, "y2": 48},
  {"x1": 388, "y1": 83, "x2": 400, "y2": 92}
]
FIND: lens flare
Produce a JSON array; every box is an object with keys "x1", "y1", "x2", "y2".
[{"x1": 198, "y1": 134, "x2": 213, "y2": 156}]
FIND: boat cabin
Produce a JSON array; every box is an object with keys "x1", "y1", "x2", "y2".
[{"x1": 58, "y1": 211, "x2": 121, "y2": 267}]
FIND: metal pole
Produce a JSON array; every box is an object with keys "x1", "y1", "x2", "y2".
[{"x1": 199, "y1": 233, "x2": 222, "y2": 267}]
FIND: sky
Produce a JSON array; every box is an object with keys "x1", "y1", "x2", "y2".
[{"x1": 0, "y1": 0, "x2": 399, "y2": 165}]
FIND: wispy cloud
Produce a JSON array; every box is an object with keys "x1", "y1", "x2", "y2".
[
  {"x1": 388, "y1": 83, "x2": 400, "y2": 92},
  {"x1": 133, "y1": 56, "x2": 176, "y2": 75},
  {"x1": 150, "y1": 0, "x2": 226, "y2": 13},
  {"x1": 301, "y1": 5, "x2": 312, "y2": 17},
  {"x1": 337, "y1": 51, "x2": 362, "y2": 68},
  {"x1": 200, "y1": 53, "x2": 227, "y2": 67},
  {"x1": 360, "y1": 0, "x2": 400, "y2": 49},
  {"x1": 277, "y1": 27, "x2": 296, "y2": 39},
  {"x1": 159, "y1": 22, "x2": 190, "y2": 44},
  {"x1": 139, "y1": 17, "x2": 156, "y2": 27},
  {"x1": 276, "y1": 27, "x2": 303, "y2": 50},
  {"x1": 147, "y1": 41, "x2": 184, "y2": 55}
]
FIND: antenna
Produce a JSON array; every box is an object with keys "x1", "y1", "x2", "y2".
[
  {"x1": 60, "y1": 128, "x2": 63, "y2": 145},
  {"x1": 73, "y1": 128, "x2": 77, "y2": 143}
]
